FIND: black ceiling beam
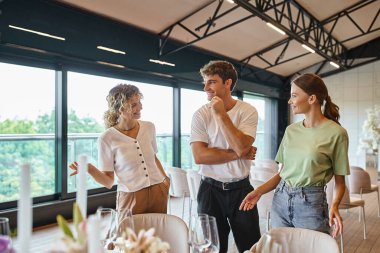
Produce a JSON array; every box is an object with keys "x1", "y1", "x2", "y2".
[
  {"x1": 237, "y1": 0, "x2": 380, "y2": 80},
  {"x1": 240, "y1": 0, "x2": 373, "y2": 66},
  {"x1": 240, "y1": 51, "x2": 310, "y2": 78},
  {"x1": 300, "y1": 37, "x2": 380, "y2": 77},
  {"x1": 320, "y1": 0, "x2": 376, "y2": 26},
  {"x1": 158, "y1": 0, "x2": 258, "y2": 57},
  {"x1": 315, "y1": 60, "x2": 327, "y2": 75},
  {"x1": 236, "y1": 0, "x2": 347, "y2": 68},
  {"x1": 320, "y1": 56, "x2": 380, "y2": 78}
]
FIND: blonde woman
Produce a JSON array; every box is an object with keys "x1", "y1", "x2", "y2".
[{"x1": 70, "y1": 84, "x2": 170, "y2": 215}]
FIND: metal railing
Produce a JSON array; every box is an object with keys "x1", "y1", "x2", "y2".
[{"x1": 0, "y1": 131, "x2": 264, "y2": 203}]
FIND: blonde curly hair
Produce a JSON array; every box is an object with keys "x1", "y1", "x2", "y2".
[{"x1": 103, "y1": 84, "x2": 142, "y2": 128}]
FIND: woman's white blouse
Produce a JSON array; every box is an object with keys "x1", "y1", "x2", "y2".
[{"x1": 98, "y1": 120, "x2": 165, "y2": 192}]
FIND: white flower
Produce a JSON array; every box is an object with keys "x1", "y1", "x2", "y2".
[{"x1": 115, "y1": 228, "x2": 170, "y2": 253}]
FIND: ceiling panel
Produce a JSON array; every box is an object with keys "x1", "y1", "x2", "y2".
[
  {"x1": 269, "y1": 53, "x2": 325, "y2": 76},
  {"x1": 297, "y1": 0, "x2": 360, "y2": 20},
  {"x1": 60, "y1": 0, "x2": 211, "y2": 32},
  {"x1": 186, "y1": 18, "x2": 288, "y2": 61}
]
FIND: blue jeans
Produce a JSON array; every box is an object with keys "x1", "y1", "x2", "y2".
[{"x1": 271, "y1": 180, "x2": 330, "y2": 234}]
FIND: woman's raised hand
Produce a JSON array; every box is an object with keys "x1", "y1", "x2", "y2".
[
  {"x1": 239, "y1": 190, "x2": 262, "y2": 211},
  {"x1": 69, "y1": 162, "x2": 96, "y2": 176},
  {"x1": 69, "y1": 161, "x2": 78, "y2": 176}
]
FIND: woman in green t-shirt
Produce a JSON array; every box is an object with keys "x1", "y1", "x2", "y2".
[{"x1": 240, "y1": 73, "x2": 349, "y2": 238}]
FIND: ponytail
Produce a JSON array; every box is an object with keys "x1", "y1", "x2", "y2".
[
  {"x1": 323, "y1": 95, "x2": 340, "y2": 125},
  {"x1": 104, "y1": 110, "x2": 119, "y2": 129}
]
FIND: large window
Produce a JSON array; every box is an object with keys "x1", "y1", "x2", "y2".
[
  {"x1": 67, "y1": 72, "x2": 173, "y2": 191},
  {"x1": 180, "y1": 89, "x2": 206, "y2": 169},
  {"x1": 0, "y1": 62, "x2": 55, "y2": 202},
  {"x1": 0, "y1": 61, "x2": 278, "y2": 209},
  {"x1": 243, "y1": 94, "x2": 277, "y2": 159}
]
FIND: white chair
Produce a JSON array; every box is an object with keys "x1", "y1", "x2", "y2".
[
  {"x1": 250, "y1": 179, "x2": 273, "y2": 232},
  {"x1": 131, "y1": 213, "x2": 189, "y2": 253},
  {"x1": 338, "y1": 185, "x2": 367, "y2": 240},
  {"x1": 186, "y1": 169, "x2": 202, "y2": 220},
  {"x1": 348, "y1": 166, "x2": 380, "y2": 217},
  {"x1": 166, "y1": 167, "x2": 190, "y2": 219},
  {"x1": 254, "y1": 159, "x2": 279, "y2": 171},
  {"x1": 249, "y1": 227, "x2": 340, "y2": 253},
  {"x1": 251, "y1": 166, "x2": 277, "y2": 182},
  {"x1": 250, "y1": 166, "x2": 277, "y2": 232}
]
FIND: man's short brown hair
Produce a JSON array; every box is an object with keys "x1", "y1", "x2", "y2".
[{"x1": 200, "y1": 60, "x2": 238, "y2": 91}]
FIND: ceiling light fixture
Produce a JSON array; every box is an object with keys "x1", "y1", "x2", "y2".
[
  {"x1": 96, "y1": 61, "x2": 124, "y2": 68},
  {"x1": 149, "y1": 59, "x2": 175, "y2": 67},
  {"x1": 97, "y1": 46, "x2": 126, "y2": 55},
  {"x1": 9, "y1": 25, "x2": 65, "y2": 41},
  {"x1": 329, "y1": 61, "x2": 340, "y2": 69},
  {"x1": 266, "y1": 22, "x2": 286, "y2": 35},
  {"x1": 226, "y1": 0, "x2": 235, "y2": 3},
  {"x1": 301, "y1": 44, "x2": 315, "y2": 54}
]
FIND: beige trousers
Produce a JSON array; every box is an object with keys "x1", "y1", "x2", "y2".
[{"x1": 116, "y1": 180, "x2": 169, "y2": 215}]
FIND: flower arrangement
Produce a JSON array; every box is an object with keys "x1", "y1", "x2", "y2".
[
  {"x1": 56, "y1": 203, "x2": 87, "y2": 253},
  {"x1": 55, "y1": 203, "x2": 170, "y2": 253},
  {"x1": 358, "y1": 104, "x2": 380, "y2": 154},
  {"x1": 115, "y1": 228, "x2": 170, "y2": 253}
]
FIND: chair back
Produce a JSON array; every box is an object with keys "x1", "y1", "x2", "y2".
[
  {"x1": 166, "y1": 167, "x2": 190, "y2": 197},
  {"x1": 348, "y1": 166, "x2": 371, "y2": 194},
  {"x1": 132, "y1": 213, "x2": 189, "y2": 253},
  {"x1": 250, "y1": 227, "x2": 339, "y2": 253},
  {"x1": 254, "y1": 159, "x2": 278, "y2": 171},
  {"x1": 186, "y1": 169, "x2": 202, "y2": 201},
  {"x1": 339, "y1": 185, "x2": 351, "y2": 207},
  {"x1": 251, "y1": 166, "x2": 277, "y2": 182},
  {"x1": 250, "y1": 180, "x2": 273, "y2": 219}
]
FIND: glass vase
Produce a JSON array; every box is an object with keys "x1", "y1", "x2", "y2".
[{"x1": 365, "y1": 150, "x2": 378, "y2": 184}]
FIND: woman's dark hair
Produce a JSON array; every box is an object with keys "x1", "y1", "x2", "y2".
[{"x1": 292, "y1": 73, "x2": 340, "y2": 124}]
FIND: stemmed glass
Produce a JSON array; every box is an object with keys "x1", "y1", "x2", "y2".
[
  {"x1": 205, "y1": 216, "x2": 220, "y2": 253},
  {"x1": 0, "y1": 217, "x2": 12, "y2": 252},
  {"x1": 96, "y1": 208, "x2": 118, "y2": 248},
  {"x1": 188, "y1": 214, "x2": 212, "y2": 253}
]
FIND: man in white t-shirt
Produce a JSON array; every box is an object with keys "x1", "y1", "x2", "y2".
[{"x1": 190, "y1": 60, "x2": 261, "y2": 253}]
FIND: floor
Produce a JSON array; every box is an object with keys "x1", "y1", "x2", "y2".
[{"x1": 12, "y1": 183, "x2": 380, "y2": 253}]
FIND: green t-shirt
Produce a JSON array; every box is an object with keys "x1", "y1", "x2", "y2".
[{"x1": 275, "y1": 120, "x2": 350, "y2": 187}]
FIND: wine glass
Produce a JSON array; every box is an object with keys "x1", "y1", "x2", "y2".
[
  {"x1": 205, "y1": 216, "x2": 219, "y2": 253},
  {"x1": 0, "y1": 217, "x2": 12, "y2": 252},
  {"x1": 96, "y1": 208, "x2": 117, "y2": 248},
  {"x1": 188, "y1": 214, "x2": 212, "y2": 253}
]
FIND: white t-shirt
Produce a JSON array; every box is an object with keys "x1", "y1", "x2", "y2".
[
  {"x1": 190, "y1": 100, "x2": 258, "y2": 182},
  {"x1": 98, "y1": 120, "x2": 165, "y2": 192}
]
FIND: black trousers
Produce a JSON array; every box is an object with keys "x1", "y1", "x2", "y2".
[{"x1": 197, "y1": 179, "x2": 261, "y2": 253}]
